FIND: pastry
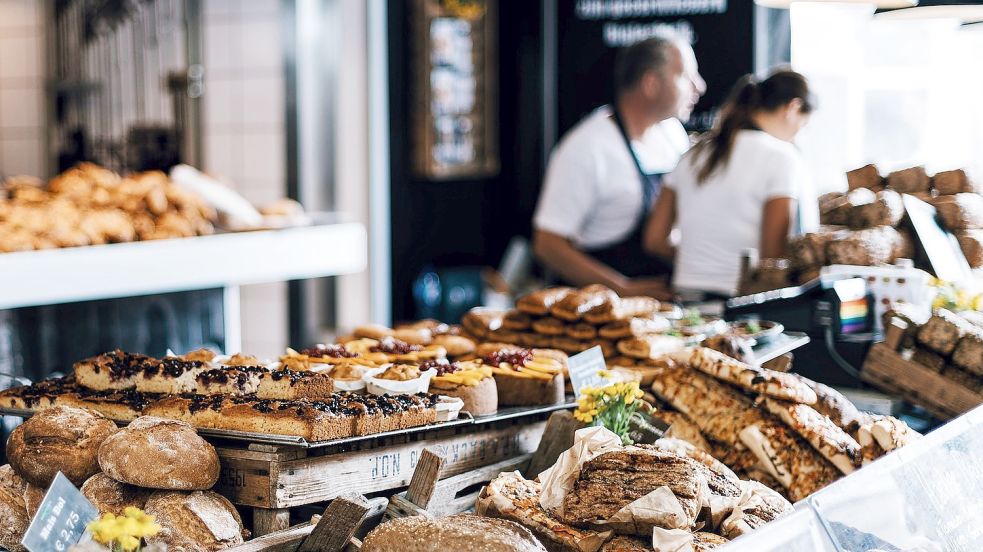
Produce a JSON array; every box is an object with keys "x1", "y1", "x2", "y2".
[
  {"x1": 517, "y1": 331, "x2": 554, "y2": 349},
  {"x1": 847, "y1": 189, "x2": 904, "y2": 229},
  {"x1": 952, "y1": 329, "x2": 983, "y2": 376},
  {"x1": 846, "y1": 164, "x2": 882, "y2": 190},
  {"x1": 144, "y1": 491, "x2": 249, "y2": 551},
  {"x1": 565, "y1": 323, "x2": 598, "y2": 341},
  {"x1": 81, "y1": 473, "x2": 153, "y2": 516},
  {"x1": 550, "y1": 285, "x2": 618, "y2": 322},
  {"x1": 532, "y1": 317, "x2": 567, "y2": 336},
  {"x1": 74, "y1": 349, "x2": 157, "y2": 391},
  {"x1": 134, "y1": 357, "x2": 208, "y2": 394},
  {"x1": 433, "y1": 334, "x2": 476, "y2": 357},
  {"x1": 462, "y1": 308, "x2": 505, "y2": 339},
  {"x1": 917, "y1": 309, "x2": 974, "y2": 355},
  {"x1": 933, "y1": 168, "x2": 976, "y2": 195},
  {"x1": 516, "y1": 287, "x2": 573, "y2": 316},
  {"x1": 598, "y1": 317, "x2": 671, "y2": 340},
  {"x1": 195, "y1": 365, "x2": 268, "y2": 395},
  {"x1": 934, "y1": 193, "x2": 983, "y2": 230},
  {"x1": 429, "y1": 361, "x2": 498, "y2": 416},
  {"x1": 477, "y1": 472, "x2": 611, "y2": 552},
  {"x1": 98, "y1": 416, "x2": 220, "y2": 490},
  {"x1": 551, "y1": 336, "x2": 591, "y2": 354},
  {"x1": 362, "y1": 513, "x2": 548, "y2": 552},
  {"x1": 672, "y1": 347, "x2": 818, "y2": 404},
  {"x1": 502, "y1": 311, "x2": 534, "y2": 331},
  {"x1": 617, "y1": 335, "x2": 686, "y2": 360},
  {"x1": 825, "y1": 226, "x2": 903, "y2": 266},
  {"x1": 886, "y1": 166, "x2": 930, "y2": 194},
  {"x1": 6, "y1": 405, "x2": 118, "y2": 486},
  {"x1": 256, "y1": 368, "x2": 335, "y2": 400},
  {"x1": 763, "y1": 399, "x2": 862, "y2": 474},
  {"x1": 354, "y1": 323, "x2": 395, "y2": 340},
  {"x1": 483, "y1": 346, "x2": 565, "y2": 407},
  {"x1": 392, "y1": 327, "x2": 433, "y2": 346},
  {"x1": 584, "y1": 296, "x2": 660, "y2": 325}
]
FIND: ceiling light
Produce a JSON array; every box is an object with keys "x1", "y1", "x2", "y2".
[
  {"x1": 755, "y1": 0, "x2": 917, "y2": 7},
  {"x1": 875, "y1": 5, "x2": 983, "y2": 22}
]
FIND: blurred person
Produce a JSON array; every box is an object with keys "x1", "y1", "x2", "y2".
[
  {"x1": 532, "y1": 36, "x2": 706, "y2": 299},
  {"x1": 644, "y1": 69, "x2": 817, "y2": 298}
]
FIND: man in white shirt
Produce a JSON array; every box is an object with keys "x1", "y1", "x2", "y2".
[{"x1": 532, "y1": 36, "x2": 705, "y2": 298}]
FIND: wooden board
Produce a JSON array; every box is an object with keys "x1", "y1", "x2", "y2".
[
  {"x1": 216, "y1": 420, "x2": 546, "y2": 509},
  {"x1": 861, "y1": 343, "x2": 983, "y2": 420}
]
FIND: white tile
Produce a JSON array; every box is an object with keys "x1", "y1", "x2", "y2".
[
  {"x1": 241, "y1": 75, "x2": 284, "y2": 127},
  {"x1": 0, "y1": 0, "x2": 41, "y2": 29},
  {"x1": 202, "y1": 21, "x2": 239, "y2": 72},
  {"x1": 203, "y1": 131, "x2": 242, "y2": 181},
  {"x1": 242, "y1": 131, "x2": 285, "y2": 185},
  {"x1": 0, "y1": 86, "x2": 41, "y2": 129},
  {"x1": 239, "y1": 178, "x2": 284, "y2": 206},
  {"x1": 0, "y1": 35, "x2": 43, "y2": 79},
  {"x1": 0, "y1": 137, "x2": 43, "y2": 177},
  {"x1": 238, "y1": 19, "x2": 281, "y2": 71},
  {"x1": 202, "y1": 77, "x2": 244, "y2": 128},
  {"x1": 239, "y1": 0, "x2": 281, "y2": 18}
]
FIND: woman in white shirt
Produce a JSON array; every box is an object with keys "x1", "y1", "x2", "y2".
[{"x1": 643, "y1": 69, "x2": 816, "y2": 297}]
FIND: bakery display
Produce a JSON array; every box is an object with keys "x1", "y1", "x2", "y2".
[
  {"x1": 6, "y1": 405, "x2": 118, "y2": 486},
  {"x1": 98, "y1": 416, "x2": 220, "y2": 490},
  {"x1": 0, "y1": 163, "x2": 216, "y2": 253},
  {"x1": 144, "y1": 490, "x2": 249, "y2": 551},
  {"x1": 429, "y1": 360, "x2": 498, "y2": 415},
  {"x1": 362, "y1": 513, "x2": 549, "y2": 552}
]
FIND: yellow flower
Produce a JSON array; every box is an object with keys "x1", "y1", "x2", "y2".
[
  {"x1": 598, "y1": 369, "x2": 614, "y2": 379},
  {"x1": 118, "y1": 535, "x2": 141, "y2": 552}
]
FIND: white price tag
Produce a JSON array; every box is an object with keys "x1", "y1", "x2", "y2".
[{"x1": 567, "y1": 346, "x2": 608, "y2": 397}]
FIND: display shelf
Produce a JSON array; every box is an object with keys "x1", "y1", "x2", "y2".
[{"x1": 0, "y1": 219, "x2": 367, "y2": 310}]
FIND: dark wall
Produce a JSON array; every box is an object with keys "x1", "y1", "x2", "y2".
[{"x1": 387, "y1": 2, "x2": 545, "y2": 322}]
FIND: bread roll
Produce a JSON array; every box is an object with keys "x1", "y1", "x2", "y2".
[
  {"x1": 144, "y1": 491, "x2": 249, "y2": 551},
  {"x1": 6, "y1": 405, "x2": 118, "y2": 486},
  {"x1": 362, "y1": 514, "x2": 548, "y2": 552},
  {"x1": 887, "y1": 166, "x2": 930, "y2": 194},
  {"x1": 933, "y1": 169, "x2": 977, "y2": 195},
  {"x1": 81, "y1": 472, "x2": 154, "y2": 516},
  {"x1": 846, "y1": 164, "x2": 882, "y2": 191},
  {"x1": 0, "y1": 465, "x2": 30, "y2": 552},
  {"x1": 98, "y1": 416, "x2": 219, "y2": 490}
]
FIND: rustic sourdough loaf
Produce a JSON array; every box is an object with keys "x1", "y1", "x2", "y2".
[
  {"x1": 144, "y1": 490, "x2": 249, "y2": 552},
  {"x1": 81, "y1": 472, "x2": 154, "y2": 516},
  {"x1": 6, "y1": 405, "x2": 118, "y2": 486},
  {"x1": 362, "y1": 513, "x2": 548, "y2": 552},
  {"x1": 98, "y1": 416, "x2": 219, "y2": 490},
  {"x1": 0, "y1": 465, "x2": 31, "y2": 552}
]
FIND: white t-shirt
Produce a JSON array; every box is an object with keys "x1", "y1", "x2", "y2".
[
  {"x1": 533, "y1": 106, "x2": 690, "y2": 250},
  {"x1": 667, "y1": 130, "x2": 810, "y2": 295}
]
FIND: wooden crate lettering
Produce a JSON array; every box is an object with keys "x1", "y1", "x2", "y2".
[{"x1": 369, "y1": 452, "x2": 401, "y2": 480}]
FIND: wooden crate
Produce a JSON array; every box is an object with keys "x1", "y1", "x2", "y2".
[
  {"x1": 861, "y1": 319, "x2": 983, "y2": 420},
  {"x1": 213, "y1": 415, "x2": 547, "y2": 535}
]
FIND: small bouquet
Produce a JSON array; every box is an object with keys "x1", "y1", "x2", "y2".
[
  {"x1": 86, "y1": 507, "x2": 161, "y2": 552},
  {"x1": 930, "y1": 278, "x2": 983, "y2": 312},
  {"x1": 573, "y1": 370, "x2": 646, "y2": 445}
]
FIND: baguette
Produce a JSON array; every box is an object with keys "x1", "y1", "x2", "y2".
[
  {"x1": 762, "y1": 399, "x2": 862, "y2": 474},
  {"x1": 672, "y1": 347, "x2": 817, "y2": 404},
  {"x1": 795, "y1": 377, "x2": 866, "y2": 435}
]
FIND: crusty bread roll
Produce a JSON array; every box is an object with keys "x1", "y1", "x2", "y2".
[
  {"x1": 362, "y1": 513, "x2": 548, "y2": 552},
  {"x1": 0, "y1": 465, "x2": 31, "y2": 552},
  {"x1": 144, "y1": 490, "x2": 249, "y2": 551},
  {"x1": 6, "y1": 405, "x2": 118, "y2": 486},
  {"x1": 81, "y1": 472, "x2": 154, "y2": 516},
  {"x1": 98, "y1": 416, "x2": 219, "y2": 490}
]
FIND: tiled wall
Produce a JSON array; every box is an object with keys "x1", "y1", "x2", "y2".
[
  {"x1": 201, "y1": 0, "x2": 289, "y2": 357},
  {"x1": 0, "y1": 0, "x2": 45, "y2": 177}
]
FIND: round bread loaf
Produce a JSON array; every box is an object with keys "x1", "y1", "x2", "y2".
[
  {"x1": 7, "y1": 405, "x2": 118, "y2": 486},
  {"x1": 98, "y1": 416, "x2": 219, "y2": 490},
  {"x1": 144, "y1": 490, "x2": 248, "y2": 551},
  {"x1": 0, "y1": 465, "x2": 31, "y2": 552},
  {"x1": 362, "y1": 513, "x2": 547, "y2": 552},
  {"x1": 81, "y1": 473, "x2": 154, "y2": 516}
]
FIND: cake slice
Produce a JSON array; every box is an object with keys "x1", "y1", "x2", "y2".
[
  {"x1": 135, "y1": 357, "x2": 207, "y2": 394},
  {"x1": 194, "y1": 365, "x2": 268, "y2": 395},
  {"x1": 74, "y1": 350, "x2": 158, "y2": 391},
  {"x1": 256, "y1": 368, "x2": 335, "y2": 400}
]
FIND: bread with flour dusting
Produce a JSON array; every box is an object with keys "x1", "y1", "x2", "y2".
[{"x1": 144, "y1": 490, "x2": 248, "y2": 551}]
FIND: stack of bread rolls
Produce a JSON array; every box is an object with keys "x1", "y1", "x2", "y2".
[{"x1": 0, "y1": 406, "x2": 248, "y2": 552}]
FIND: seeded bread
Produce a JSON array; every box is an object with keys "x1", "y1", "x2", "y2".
[
  {"x1": 917, "y1": 309, "x2": 974, "y2": 355},
  {"x1": 81, "y1": 472, "x2": 154, "y2": 516},
  {"x1": 362, "y1": 513, "x2": 548, "y2": 552},
  {"x1": 7, "y1": 405, "x2": 118, "y2": 486},
  {"x1": 98, "y1": 416, "x2": 219, "y2": 490},
  {"x1": 672, "y1": 347, "x2": 817, "y2": 404},
  {"x1": 144, "y1": 490, "x2": 249, "y2": 552}
]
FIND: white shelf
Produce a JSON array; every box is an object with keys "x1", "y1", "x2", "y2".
[{"x1": 0, "y1": 221, "x2": 367, "y2": 309}]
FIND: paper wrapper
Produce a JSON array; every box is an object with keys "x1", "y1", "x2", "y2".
[
  {"x1": 538, "y1": 426, "x2": 624, "y2": 514},
  {"x1": 605, "y1": 485, "x2": 699, "y2": 534},
  {"x1": 719, "y1": 480, "x2": 793, "y2": 540},
  {"x1": 651, "y1": 527, "x2": 695, "y2": 552}
]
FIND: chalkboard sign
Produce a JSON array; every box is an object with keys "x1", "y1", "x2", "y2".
[{"x1": 555, "y1": 0, "x2": 755, "y2": 136}]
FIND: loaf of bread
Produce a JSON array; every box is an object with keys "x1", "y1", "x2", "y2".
[
  {"x1": 144, "y1": 490, "x2": 249, "y2": 551},
  {"x1": 81, "y1": 473, "x2": 153, "y2": 516},
  {"x1": 763, "y1": 399, "x2": 862, "y2": 474},
  {"x1": 953, "y1": 330, "x2": 983, "y2": 376},
  {"x1": 826, "y1": 226, "x2": 902, "y2": 266},
  {"x1": 0, "y1": 465, "x2": 32, "y2": 552},
  {"x1": 672, "y1": 347, "x2": 817, "y2": 404},
  {"x1": 362, "y1": 514, "x2": 548, "y2": 552},
  {"x1": 98, "y1": 416, "x2": 219, "y2": 490},
  {"x1": 917, "y1": 309, "x2": 974, "y2": 355},
  {"x1": 7, "y1": 405, "x2": 118, "y2": 486},
  {"x1": 935, "y1": 193, "x2": 983, "y2": 230},
  {"x1": 550, "y1": 285, "x2": 618, "y2": 322},
  {"x1": 847, "y1": 189, "x2": 904, "y2": 229},
  {"x1": 957, "y1": 230, "x2": 983, "y2": 268},
  {"x1": 933, "y1": 169, "x2": 977, "y2": 195},
  {"x1": 795, "y1": 377, "x2": 866, "y2": 436},
  {"x1": 886, "y1": 166, "x2": 931, "y2": 194},
  {"x1": 847, "y1": 164, "x2": 883, "y2": 191},
  {"x1": 517, "y1": 287, "x2": 573, "y2": 317}
]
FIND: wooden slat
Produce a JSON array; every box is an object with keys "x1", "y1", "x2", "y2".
[
  {"x1": 254, "y1": 508, "x2": 292, "y2": 537},
  {"x1": 219, "y1": 421, "x2": 545, "y2": 509},
  {"x1": 861, "y1": 343, "x2": 983, "y2": 420},
  {"x1": 526, "y1": 410, "x2": 580, "y2": 477},
  {"x1": 226, "y1": 519, "x2": 318, "y2": 552},
  {"x1": 298, "y1": 494, "x2": 371, "y2": 552},
  {"x1": 404, "y1": 449, "x2": 444, "y2": 508}
]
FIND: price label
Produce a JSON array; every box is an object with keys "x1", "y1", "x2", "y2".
[
  {"x1": 22, "y1": 473, "x2": 99, "y2": 552},
  {"x1": 567, "y1": 346, "x2": 607, "y2": 398}
]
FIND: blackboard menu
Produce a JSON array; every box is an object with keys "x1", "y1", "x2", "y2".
[{"x1": 556, "y1": 0, "x2": 755, "y2": 136}]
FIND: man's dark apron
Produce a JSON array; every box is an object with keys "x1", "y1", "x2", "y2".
[{"x1": 584, "y1": 110, "x2": 673, "y2": 278}]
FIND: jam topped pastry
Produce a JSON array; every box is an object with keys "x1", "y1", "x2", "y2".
[
  {"x1": 220, "y1": 353, "x2": 265, "y2": 368},
  {"x1": 74, "y1": 350, "x2": 158, "y2": 391},
  {"x1": 177, "y1": 348, "x2": 219, "y2": 363},
  {"x1": 370, "y1": 336, "x2": 422, "y2": 355},
  {"x1": 136, "y1": 357, "x2": 207, "y2": 394},
  {"x1": 298, "y1": 343, "x2": 359, "y2": 359},
  {"x1": 195, "y1": 365, "x2": 268, "y2": 395},
  {"x1": 379, "y1": 364, "x2": 428, "y2": 382},
  {"x1": 330, "y1": 363, "x2": 372, "y2": 382}
]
